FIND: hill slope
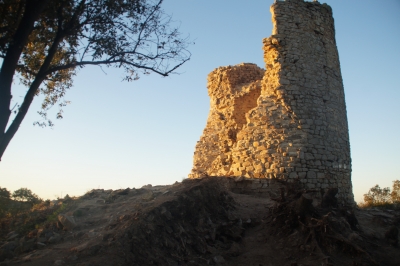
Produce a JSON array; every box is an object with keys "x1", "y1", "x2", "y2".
[{"x1": 1, "y1": 177, "x2": 399, "y2": 266}]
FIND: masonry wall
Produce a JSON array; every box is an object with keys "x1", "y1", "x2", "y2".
[{"x1": 189, "y1": 0, "x2": 354, "y2": 204}]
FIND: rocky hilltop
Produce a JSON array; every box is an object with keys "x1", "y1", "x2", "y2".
[{"x1": 0, "y1": 177, "x2": 399, "y2": 266}]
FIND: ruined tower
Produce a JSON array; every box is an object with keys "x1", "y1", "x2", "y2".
[{"x1": 189, "y1": 0, "x2": 354, "y2": 204}]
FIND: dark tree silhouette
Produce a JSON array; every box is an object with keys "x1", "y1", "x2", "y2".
[
  {"x1": 0, "y1": 0, "x2": 191, "y2": 160},
  {"x1": 12, "y1": 187, "x2": 41, "y2": 204}
]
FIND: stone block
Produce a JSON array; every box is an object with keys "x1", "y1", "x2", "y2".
[
  {"x1": 289, "y1": 172, "x2": 298, "y2": 179},
  {"x1": 251, "y1": 182, "x2": 262, "y2": 190},
  {"x1": 317, "y1": 173, "x2": 325, "y2": 179},
  {"x1": 306, "y1": 183, "x2": 316, "y2": 189},
  {"x1": 307, "y1": 171, "x2": 316, "y2": 179},
  {"x1": 298, "y1": 172, "x2": 307, "y2": 178},
  {"x1": 305, "y1": 153, "x2": 314, "y2": 160}
]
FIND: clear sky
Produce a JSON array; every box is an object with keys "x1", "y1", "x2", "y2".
[{"x1": 1, "y1": 0, "x2": 399, "y2": 203}]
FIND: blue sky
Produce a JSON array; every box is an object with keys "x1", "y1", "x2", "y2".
[{"x1": 1, "y1": 0, "x2": 400, "y2": 203}]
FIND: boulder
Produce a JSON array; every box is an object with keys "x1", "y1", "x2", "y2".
[
  {"x1": 0, "y1": 241, "x2": 18, "y2": 252},
  {"x1": 48, "y1": 233, "x2": 62, "y2": 244},
  {"x1": 6, "y1": 231, "x2": 18, "y2": 241},
  {"x1": 58, "y1": 214, "x2": 77, "y2": 230}
]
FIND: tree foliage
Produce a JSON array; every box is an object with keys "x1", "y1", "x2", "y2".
[
  {"x1": 363, "y1": 185, "x2": 391, "y2": 206},
  {"x1": 0, "y1": 187, "x2": 43, "y2": 216},
  {"x1": 0, "y1": 187, "x2": 11, "y2": 213},
  {"x1": 0, "y1": 187, "x2": 11, "y2": 217},
  {"x1": 12, "y1": 188, "x2": 41, "y2": 204},
  {"x1": 0, "y1": 187, "x2": 11, "y2": 201},
  {"x1": 391, "y1": 180, "x2": 400, "y2": 204},
  {"x1": 361, "y1": 180, "x2": 400, "y2": 208},
  {"x1": 0, "y1": 0, "x2": 191, "y2": 160}
]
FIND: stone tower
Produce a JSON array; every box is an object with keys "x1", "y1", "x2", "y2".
[{"x1": 189, "y1": 0, "x2": 354, "y2": 204}]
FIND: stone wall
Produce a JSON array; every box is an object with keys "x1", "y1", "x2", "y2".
[{"x1": 189, "y1": 0, "x2": 354, "y2": 204}]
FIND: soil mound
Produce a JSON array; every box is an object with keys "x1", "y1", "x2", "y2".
[{"x1": 0, "y1": 177, "x2": 399, "y2": 266}]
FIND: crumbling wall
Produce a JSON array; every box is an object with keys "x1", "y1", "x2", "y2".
[
  {"x1": 189, "y1": 0, "x2": 353, "y2": 204},
  {"x1": 190, "y1": 63, "x2": 265, "y2": 177}
]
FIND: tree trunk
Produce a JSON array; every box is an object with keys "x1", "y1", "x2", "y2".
[
  {"x1": 0, "y1": 0, "x2": 50, "y2": 161},
  {"x1": 0, "y1": 76, "x2": 45, "y2": 160}
]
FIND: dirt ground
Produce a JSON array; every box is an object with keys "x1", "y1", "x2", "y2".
[{"x1": 0, "y1": 177, "x2": 399, "y2": 266}]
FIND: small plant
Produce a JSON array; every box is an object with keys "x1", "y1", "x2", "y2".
[
  {"x1": 46, "y1": 203, "x2": 68, "y2": 223},
  {"x1": 64, "y1": 194, "x2": 72, "y2": 201}
]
